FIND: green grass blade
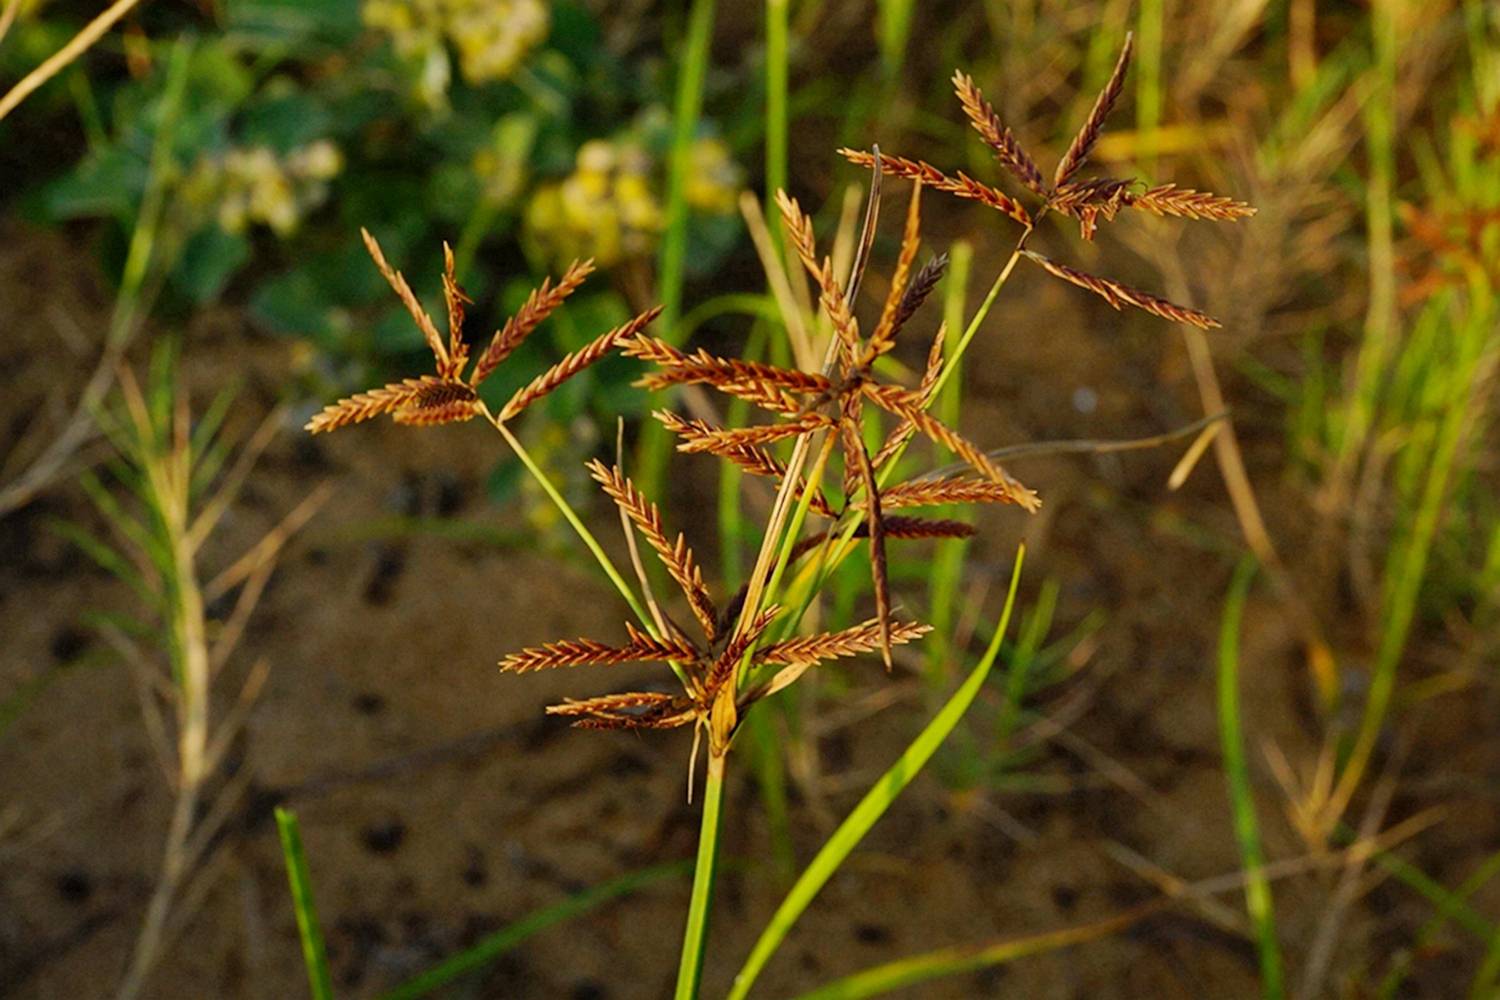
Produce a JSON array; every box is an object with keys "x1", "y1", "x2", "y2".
[
  {"x1": 275, "y1": 807, "x2": 334, "y2": 1000},
  {"x1": 727, "y1": 546, "x2": 1026, "y2": 1000},
  {"x1": 384, "y1": 861, "x2": 692, "y2": 1000},
  {"x1": 638, "y1": 0, "x2": 717, "y2": 496},
  {"x1": 876, "y1": 0, "x2": 914, "y2": 76},
  {"x1": 1218, "y1": 557, "x2": 1285, "y2": 999},
  {"x1": 791, "y1": 904, "x2": 1156, "y2": 1000},
  {"x1": 676, "y1": 752, "x2": 728, "y2": 1000}
]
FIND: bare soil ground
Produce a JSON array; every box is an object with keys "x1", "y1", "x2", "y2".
[{"x1": 1, "y1": 213, "x2": 1493, "y2": 1000}]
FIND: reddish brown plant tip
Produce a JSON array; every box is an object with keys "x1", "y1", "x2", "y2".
[
  {"x1": 500, "y1": 625, "x2": 699, "y2": 674},
  {"x1": 758, "y1": 619, "x2": 931, "y2": 667},
  {"x1": 440, "y1": 241, "x2": 472, "y2": 377},
  {"x1": 499, "y1": 305, "x2": 663, "y2": 422},
  {"x1": 470, "y1": 257, "x2": 595, "y2": 388},
  {"x1": 1131, "y1": 184, "x2": 1257, "y2": 221},
  {"x1": 880, "y1": 476, "x2": 1030, "y2": 509},
  {"x1": 866, "y1": 179, "x2": 924, "y2": 363},
  {"x1": 1053, "y1": 31, "x2": 1134, "y2": 190},
  {"x1": 837, "y1": 149, "x2": 1033, "y2": 228},
  {"x1": 361, "y1": 227, "x2": 449, "y2": 373},
  {"x1": 1022, "y1": 250, "x2": 1221, "y2": 330},
  {"x1": 305, "y1": 375, "x2": 478, "y2": 434},
  {"x1": 952, "y1": 69, "x2": 1047, "y2": 197}
]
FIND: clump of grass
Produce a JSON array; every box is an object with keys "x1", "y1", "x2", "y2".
[
  {"x1": 294, "y1": 29, "x2": 1254, "y2": 998},
  {"x1": 60, "y1": 341, "x2": 326, "y2": 999}
]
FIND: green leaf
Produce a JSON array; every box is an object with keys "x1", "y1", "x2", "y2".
[
  {"x1": 275, "y1": 807, "x2": 335, "y2": 1000},
  {"x1": 382, "y1": 862, "x2": 690, "y2": 999},
  {"x1": 173, "y1": 227, "x2": 251, "y2": 303},
  {"x1": 727, "y1": 547, "x2": 1027, "y2": 1000}
]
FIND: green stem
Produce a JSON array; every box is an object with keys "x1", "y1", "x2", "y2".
[
  {"x1": 490, "y1": 412, "x2": 649, "y2": 627},
  {"x1": 676, "y1": 751, "x2": 728, "y2": 999},
  {"x1": 639, "y1": 0, "x2": 718, "y2": 497}
]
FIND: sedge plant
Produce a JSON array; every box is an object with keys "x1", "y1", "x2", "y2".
[{"x1": 296, "y1": 32, "x2": 1253, "y2": 997}]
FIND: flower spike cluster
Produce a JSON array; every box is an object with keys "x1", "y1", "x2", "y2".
[
  {"x1": 307, "y1": 229, "x2": 658, "y2": 433},
  {"x1": 625, "y1": 180, "x2": 1039, "y2": 668},
  {"x1": 500, "y1": 461, "x2": 930, "y2": 756},
  {"x1": 840, "y1": 32, "x2": 1254, "y2": 331}
]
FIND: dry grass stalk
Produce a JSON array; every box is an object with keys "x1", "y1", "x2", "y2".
[
  {"x1": 1022, "y1": 250, "x2": 1221, "y2": 329},
  {"x1": 1131, "y1": 184, "x2": 1257, "y2": 221}
]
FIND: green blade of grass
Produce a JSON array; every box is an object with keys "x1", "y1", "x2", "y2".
[
  {"x1": 727, "y1": 546, "x2": 1026, "y2": 1000},
  {"x1": 638, "y1": 0, "x2": 717, "y2": 497},
  {"x1": 791, "y1": 902, "x2": 1161, "y2": 1000},
  {"x1": 274, "y1": 807, "x2": 334, "y2": 1000},
  {"x1": 1218, "y1": 557, "x2": 1285, "y2": 999},
  {"x1": 385, "y1": 861, "x2": 692, "y2": 1000}
]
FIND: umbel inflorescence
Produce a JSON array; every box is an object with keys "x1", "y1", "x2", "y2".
[
  {"x1": 841, "y1": 32, "x2": 1254, "y2": 330},
  {"x1": 306, "y1": 31, "x2": 1253, "y2": 770}
]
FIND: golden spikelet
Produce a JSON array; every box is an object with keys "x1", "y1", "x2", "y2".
[
  {"x1": 546, "y1": 692, "x2": 698, "y2": 730},
  {"x1": 889, "y1": 253, "x2": 948, "y2": 344},
  {"x1": 706, "y1": 604, "x2": 781, "y2": 692},
  {"x1": 838, "y1": 149, "x2": 1033, "y2": 228},
  {"x1": 1053, "y1": 32, "x2": 1134, "y2": 189},
  {"x1": 863, "y1": 385, "x2": 1040, "y2": 510},
  {"x1": 306, "y1": 375, "x2": 477, "y2": 434},
  {"x1": 865, "y1": 179, "x2": 924, "y2": 362},
  {"x1": 440, "y1": 242, "x2": 471, "y2": 377},
  {"x1": 390, "y1": 377, "x2": 482, "y2": 427},
  {"x1": 499, "y1": 305, "x2": 662, "y2": 421},
  {"x1": 1022, "y1": 250, "x2": 1220, "y2": 329},
  {"x1": 758, "y1": 618, "x2": 931, "y2": 667},
  {"x1": 879, "y1": 476, "x2": 1031, "y2": 509},
  {"x1": 774, "y1": 189, "x2": 820, "y2": 280},
  {"x1": 470, "y1": 258, "x2": 595, "y2": 388},
  {"x1": 500, "y1": 623, "x2": 699, "y2": 673},
  {"x1": 586, "y1": 460, "x2": 720, "y2": 642},
  {"x1": 1131, "y1": 184, "x2": 1257, "y2": 221},
  {"x1": 880, "y1": 515, "x2": 976, "y2": 540},
  {"x1": 361, "y1": 228, "x2": 450, "y2": 374},
  {"x1": 1049, "y1": 177, "x2": 1137, "y2": 240},
  {"x1": 952, "y1": 70, "x2": 1047, "y2": 196},
  {"x1": 871, "y1": 322, "x2": 946, "y2": 470},
  {"x1": 671, "y1": 414, "x2": 835, "y2": 453}
]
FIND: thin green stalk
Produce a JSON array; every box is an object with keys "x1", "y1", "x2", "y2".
[
  {"x1": 639, "y1": 0, "x2": 717, "y2": 496},
  {"x1": 1135, "y1": 0, "x2": 1163, "y2": 175},
  {"x1": 765, "y1": 0, "x2": 789, "y2": 244},
  {"x1": 926, "y1": 232, "x2": 1028, "y2": 406},
  {"x1": 921, "y1": 240, "x2": 972, "y2": 687},
  {"x1": 488, "y1": 411, "x2": 650, "y2": 628},
  {"x1": 1218, "y1": 558, "x2": 1285, "y2": 999},
  {"x1": 384, "y1": 862, "x2": 691, "y2": 1000},
  {"x1": 792, "y1": 901, "x2": 1162, "y2": 1000},
  {"x1": 728, "y1": 547, "x2": 1025, "y2": 1000},
  {"x1": 876, "y1": 0, "x2": 914, "y2": 77},
  {"x1": 676, "y1": 751, "x2": 728, "y2": 1000},
  {"x1": 275, "y1": 807, "x2": 334, "y2": 1000}
]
